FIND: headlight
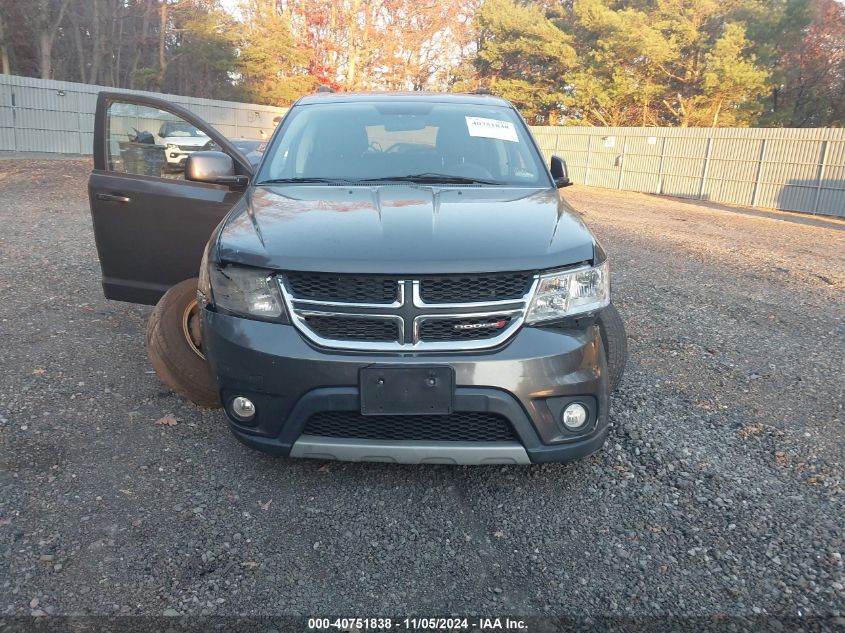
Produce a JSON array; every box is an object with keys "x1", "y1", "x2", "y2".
[
  {"x1": 526, "y1": 261, "x2": 610, "y2": 324},
  {"x1": 207, "y1": 263, "x2": 284, "y2": 320},
  {"x1": 197, "y1": 242, "x2": 212, "y2": 306}
]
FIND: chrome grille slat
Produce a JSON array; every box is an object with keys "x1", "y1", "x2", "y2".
[{"x1": 279, "y1": 274, "x2": 538, "y2": 352}]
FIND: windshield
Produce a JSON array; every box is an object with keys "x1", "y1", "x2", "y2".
[{"x1": 257, "y1": 101, "x2": 550, "y2": 186}]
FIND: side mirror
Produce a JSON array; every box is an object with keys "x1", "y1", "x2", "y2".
[
  {"x1": 185, "y1": 151, "x2": 248, "y2": 187},
  {"x1": 550, "y1": 155, "x2": 572, "y2": 188}
]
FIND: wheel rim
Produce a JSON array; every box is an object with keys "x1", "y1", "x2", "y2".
[{"x1": 181, "y1": 299, "x2": 205, "y2": 360}]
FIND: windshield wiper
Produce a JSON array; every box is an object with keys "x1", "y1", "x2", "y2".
[
  {"x1": 358, "y1": 173, "x2": 504, "y2": 185},
  {"x1": 258, "y1": 174, "x2": 506, "y2": 186},
  {"x1": 257, "y1": 177, "x2": 357, "y2": 185}
]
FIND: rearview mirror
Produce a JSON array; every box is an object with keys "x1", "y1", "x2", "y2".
[
  {"x1": 185, "y1": 151, "x2": 248, "y2": 186},
  {"x1": 383, "y1": 116, "x2": 427, "y2": 131},
  {"x1": 550, "y1": 155, "x2": 572, "y2": 188}
]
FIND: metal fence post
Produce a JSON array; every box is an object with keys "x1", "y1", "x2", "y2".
[
  {"x1": 751, "y1": 138, "x2": 767, "y2": 207},
  {"x1": 617, "y1": 135, "x2": 627, "y2": 190},
  {"x1": 699, "y1": 135, "x2": 713, "y2": 200},
  {"x1": 584, "y1": 135, "x2": 593, "y2": 186},
  {"x1": 812, "y1": 140, "x2": 829, "y2": 215},
  {"x1": 77, "y1": 97, "x2": 86, "y2": 155},
  {"x1": 10, "y1": 89, "x2": 18, "y2": 152},
  {"x1": 657, "y1": 135, "x2": 666, "y2": 194}
]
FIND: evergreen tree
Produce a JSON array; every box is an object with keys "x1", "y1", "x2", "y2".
[{"x1": 464, "y1": 0, "x2": 577, "y2": 124}]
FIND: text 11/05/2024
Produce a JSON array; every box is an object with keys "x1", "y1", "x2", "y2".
[{"x1": 307, "y1": 617, "x2": 529, "y2": 631}]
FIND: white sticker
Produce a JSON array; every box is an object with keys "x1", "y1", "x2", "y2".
[{"x1": 465, "y1": 116, "x2": 519, "y2": 142}]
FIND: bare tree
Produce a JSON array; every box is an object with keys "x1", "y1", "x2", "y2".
[
  {"x1": 0, "y1": 9, "x2": 12, "y2": 75},
  {"x1": 35, "y1": 0, "x2": 72, "y2": 79}
]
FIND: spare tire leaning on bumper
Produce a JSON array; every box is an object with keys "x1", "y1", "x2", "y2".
[
  {"x1": 145, "y1": 278, "x2": 221, "y2": 408},
  {"x1": 597, "y1": 302, "x2": 628, "y2": 393},
  {"x1": 145, "y1": 282, "x2": 627, "y2": 407}
]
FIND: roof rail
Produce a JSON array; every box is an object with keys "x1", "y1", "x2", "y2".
[
  {"x1": 315, "y1": 85, "x2": 335, "y2": 93},
  {"x1": 470, "y1": 87, "x2": 494, "y2": 95}
]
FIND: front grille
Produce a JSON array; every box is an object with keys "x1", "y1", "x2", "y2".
[
  {"x1": 419, "y1": 272, "x2": 534, "y2": 303},
  {"x1": 419, "y1": 316, "x2": 513, "y2": 341},
  {"x1": 178, "y1": 144, "x2": 200, "y2": 151},
  {"x1": 286, "y1": 272, "x2": 399, "y2": 303},
  {"x1": 303, "y1": 411, "x2": 517, "y2": 442},
  {"x1": 281, "y1": 271, "x2": 536, "y2": 351},
  {"x1": 304, "y1": 315, "x2": 398, "y2": 341}
]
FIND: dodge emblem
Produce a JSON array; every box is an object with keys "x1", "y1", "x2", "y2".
[{"x1": 453, "y1": 319, "x2": 507, "y2": 331}]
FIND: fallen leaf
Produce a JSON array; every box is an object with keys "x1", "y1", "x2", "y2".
[
  {"x1": 260, "y1": 499, "x2": 272, "y2": 511},
  {"x1": 241, "y1": 561, "x2": 258, "y2": 569},
  {"x1": 493, "y1": 530, "x2": 504, "y2": 538},
  {"x1": 31, "y1": 368, "x2": 46, "y2": 376},
  {"x1": 318, "y1": 464, "x2": 331, "y2": 473},
  {"x1": 154, "y1": 415, "x2": 178, "y2": 427},
  {"x1": 738, "y1": 423, "x2": 765, "y2": 438}
]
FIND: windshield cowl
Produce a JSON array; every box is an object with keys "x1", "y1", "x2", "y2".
[{"x1": 257, "y1": 173, "x2": 509, "y2": 186}]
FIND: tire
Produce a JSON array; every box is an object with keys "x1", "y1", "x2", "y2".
[
  {"x1": 145, "y1": 278, "x2": 221, "y2": 408},
  {"x1": 597, "y1": 302, "x2": 628, "y2": 393}
]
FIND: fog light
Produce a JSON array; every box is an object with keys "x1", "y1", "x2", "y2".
[
  {"x1": 562, "y1": 402, "x2": 588, "y2": 431},
  {"x1": 231, "y1": 396, "x2": 256, "y2": 422}
]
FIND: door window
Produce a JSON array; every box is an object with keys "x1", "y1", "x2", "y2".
[{"x1": 105, "y1": 102, "x2": 210, "y2": 180}]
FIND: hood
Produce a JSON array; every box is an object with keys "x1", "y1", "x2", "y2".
[
  {"x1": 163, "y1": 136, "x2": 208, "y2": 146},
  {"x1": 217, "y1": 185, "x2": 596, "y2": 274}
]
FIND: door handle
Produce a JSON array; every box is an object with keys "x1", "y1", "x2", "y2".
[{"x1": 97, "y1": 193, "x2": 131, "y2": 203}]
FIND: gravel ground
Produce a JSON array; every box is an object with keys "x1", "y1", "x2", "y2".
[{"x1": 0, "y1": 160, "x2": 843, "y2": 623}]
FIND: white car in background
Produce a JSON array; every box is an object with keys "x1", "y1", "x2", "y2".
[{"x1": 158, "y1": 121, "x2": 211, "y2": 170}]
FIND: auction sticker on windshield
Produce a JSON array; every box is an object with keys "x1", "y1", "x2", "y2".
[{"x1": 465, "y1": 116, "x2": 519, "y2": 142}]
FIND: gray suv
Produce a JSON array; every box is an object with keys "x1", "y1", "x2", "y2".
[{"x1": 88, "y1": 90, "x2": 626, "y2": 465}]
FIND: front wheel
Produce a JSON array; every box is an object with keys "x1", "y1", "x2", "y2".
[
  {"x1": 145, "y1": 278, "x2": 221, "y2": 408},
  {"x1": 597, "y1": 302, "x2": 628, "y2": 393}
]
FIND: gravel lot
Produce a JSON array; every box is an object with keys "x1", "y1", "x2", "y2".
[{"x1": 1, "y1": 160, "x2": 843, "y2": 623}]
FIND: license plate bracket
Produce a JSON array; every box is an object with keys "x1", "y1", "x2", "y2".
[{"x1": 360, "y1": 366, "x2": 454, "y2": 416}]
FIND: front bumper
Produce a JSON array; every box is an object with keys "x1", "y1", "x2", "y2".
[
  {"x1": 165, "y1": 150, "x2": 192, "y2": 167},
  {"x1": 202, "y1": 310, "x2": 610, "y2": 464}
]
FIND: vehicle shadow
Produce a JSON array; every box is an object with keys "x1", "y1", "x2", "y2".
[{"x1": 640, "y1": 189, "x2": 845, "y2": 232}]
